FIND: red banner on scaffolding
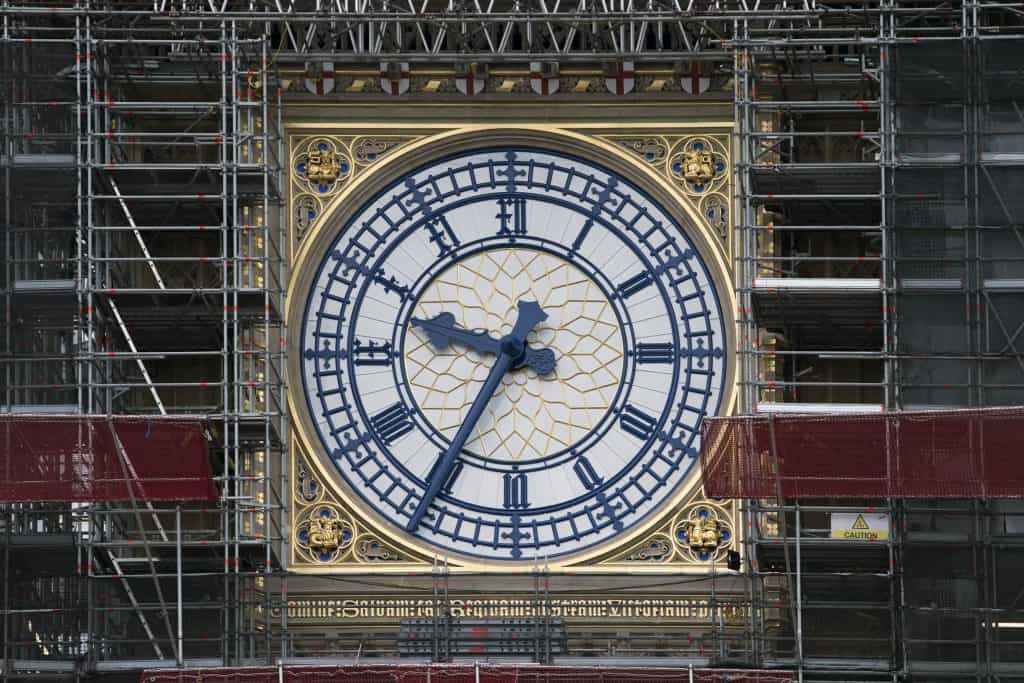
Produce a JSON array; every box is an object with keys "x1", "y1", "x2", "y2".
[
  {"x1": 141, "y1": 665, "x2": 793, "y2": 683},
  {"x1": 0, "y1": 415, "x2": 218, "y2": 503},
  {"x1": 701, "y1": 407, "x2": 1024, "y2": 499}
]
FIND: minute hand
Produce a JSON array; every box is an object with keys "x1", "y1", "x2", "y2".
[{"x1": 404, "y1": 301, "x2": 548, "y2": 532}]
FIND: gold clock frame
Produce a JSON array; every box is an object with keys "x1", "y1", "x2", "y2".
[{"x1": 286, "y1": 123, "x2": 738, "y2": 573}]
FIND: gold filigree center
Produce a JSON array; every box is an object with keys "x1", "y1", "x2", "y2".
[{"x1": 403, "y1": 248, "x2": 623, "y2": 462}]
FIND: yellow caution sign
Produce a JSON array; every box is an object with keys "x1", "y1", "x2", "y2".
[{"x1": 831, "y1": 512, "x2": 889, "y2": 541}]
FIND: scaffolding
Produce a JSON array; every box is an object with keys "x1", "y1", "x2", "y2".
[
  {"x1": 2, "y1": 1, "x2": 1023, "y2": 681},
  {"x1": 1, "y1": 4, "x2": 288, "y2": 678},
  {"x1": 731, "y1": 2, "x2": 1024, "y2": 681}
]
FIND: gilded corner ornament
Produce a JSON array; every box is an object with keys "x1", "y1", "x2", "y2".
[
  {"x1": 681, "y1": 148, "x2": 716, "y2": 186},
  {"x1": 603, "y1": 494, "x2": 737, "y2": 567},
  {"x1": 600, "y1": 132, "x2": 731, "y2": 248},
  {"x1": 674, "y1": 502, "x2": 734, "y2": 562},
  {"x1": 295, "y1": 504, "x2": 354, "y2": 562},
  {"x1": 289, "y1": 133, "x2": 422, "y2": 245},
  {"x1": 669, "y1": 137, "x2": 729, "y2": 196},
  {"x1": 291, "y1": 447, "x2": 423, "y2": 569},
  {"x1": 293, "y1": 137, "x2": 351, "y2": 196}
]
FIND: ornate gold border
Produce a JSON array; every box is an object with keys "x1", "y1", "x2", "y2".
[{"x1": 286, "y1": 124, "x2": 737, "y2": 573}]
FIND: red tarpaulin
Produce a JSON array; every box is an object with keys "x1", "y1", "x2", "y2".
[
  {"x1": 141, "y1": 665, "x2": 793, "y2": 683},
  {"x1": 701, "y1": 407, "x2": 1024, "y2": 499},
  {"x1": 0, "y1": 414, "x2": 218, "y2": 503}
]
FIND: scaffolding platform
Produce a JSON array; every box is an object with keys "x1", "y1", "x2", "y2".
[
  {"x1": 700, "y1": 408, "x2": 1024, "y2": 500},
  {"x1": 0, "y1": 415, "x2": 218, "y2": 503},
  {"x1": 751, "y1": 287, "x2": 883, "y2": 350},
  {"x1": 749, "y1": 166, "x2": 881, "y2": 197}
]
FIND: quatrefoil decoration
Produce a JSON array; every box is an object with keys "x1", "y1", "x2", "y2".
[
  {"x1": 295, "y1": 504, "x2": 354, "y2": 563},
  {"x1": 669, "y1": 137, "x2": 727, "y2": 195},
  {"x1": 294, "y1": 138, "x2": 351, "y2": 196},
  {"x1": 674, "y1": 505, "x2": 733, "y2": 562}
]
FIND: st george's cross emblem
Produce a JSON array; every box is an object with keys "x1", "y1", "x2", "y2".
[
  {"x1": 529, "y1": 61, "x2": 560, "y2": 95},
  {"x1": 604, "y1": 61, "x2": 635, "y2": 95},
  {"x1": 680, "y1": 61, "x2": 712, "y2": 96},
  {"x1": 304, "y1": 61, "x2": 335, "y2": 95},
  {"x1": 380, "y1": 61, "x2": 410, "y2": 96},
  {"x1": 455, "y1": 63, "x2": 487, "y2": 96}
]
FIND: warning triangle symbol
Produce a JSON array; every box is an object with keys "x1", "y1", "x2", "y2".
[{"x1": 852, "y1": 514, "x2": 869, "y2": 530}]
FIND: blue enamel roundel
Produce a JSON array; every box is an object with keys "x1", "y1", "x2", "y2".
[{"x1": 299, "y1": 147, "x2": 727, "y2": 562}]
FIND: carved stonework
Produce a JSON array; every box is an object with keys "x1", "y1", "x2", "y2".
[
  {"x1": 352, "y1": 136, "x2": 415, "y2": 166},
  {"x1": 285, "y1": 69, "x2": 723, "y2": 97},
  {"x1": 291, "y1": 446, "x2": 427, "y2": 569},
  {"x1": 624, "y1": 534, "x2": 674, "y2": 563},
  {"x1": 669, "y1": 136, "x2": 729, "y2": 196},
  {"x1": 601, "y1": 133, "x2": 731, "y2": 248},
  {"x1": 289, "y1": 134, "x2": 423, "y2": 245},
  {"x1": 600, "y1": 491, "x2": 737, "y2": 568},
  {"x1": 293, "y1": 193, "x2": 320, "y2": 243},
  {"x1": 674, "y1": 503, "x2": 734, "y2": 562},
  {"x1": 353, "y1": 536, "x2": 404, "y2": 563},
  {"x1": 701, "y1": 193, "x2": 730, "y2": 240},
  {"x1": 616, "y1": 137, "x2": 669, "y2": 165}
]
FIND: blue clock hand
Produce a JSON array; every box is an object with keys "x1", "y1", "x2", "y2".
[
  {"x1": 405, "y1": 300, "x2": 549, "y2": 532},
  {"x1": 411, "y1": 312, "x2": 556, "y2": 376},
  {"x1": 412, "y1": 312, "x2": 500, "y2": 355}
]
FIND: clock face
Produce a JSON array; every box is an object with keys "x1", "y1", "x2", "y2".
[{"x1": 299, "y1": 147, "x2": 727, "y2": 562}]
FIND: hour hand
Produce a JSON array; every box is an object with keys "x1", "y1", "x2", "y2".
[
  {"x1": 410, "y1": 312, "x2": 501, "y2": 357},
  {"x1": 410, "y1": 311, "x2": 557, "y2": 376}
]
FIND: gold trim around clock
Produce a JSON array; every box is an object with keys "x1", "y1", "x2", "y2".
[{"x1": 286, "y1": 124, "x2": 738, "y2": 573}]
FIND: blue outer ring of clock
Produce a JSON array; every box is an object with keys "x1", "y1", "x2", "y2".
[
  {"x1": 383, "y1": 231, "x2": 641, "y2": 473},
  {"x1": 300, "y1": 147, "x2": 727, "y2": 554}
]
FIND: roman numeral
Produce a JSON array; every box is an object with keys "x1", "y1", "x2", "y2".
[
  {"x1": 636, "y1": 342, "x2": 675, "y2": 364},
  {"x1": 571, "y1": 219, "x2": 595, "y2": 252},
  {"x1": 370, "y1": 402, "x2": 414, "y2": 444},
  {"x1": 423, "y1": 214, "x2": 460, "y2": 257},
  {"x1": 496, "y1": 197, "x2": 527, "y2": 237},
  {"x1": 352, "y1": 339, "x2": 393, "y2": 366},
  {"x1": 620, "y1": 405, "x2": 657, "y2": 441},
  {"x1": 615, "y1": 270, "x2": 654, "y2": 299},
  {"x1": 573, "y1": 456, "x2": 603, "y2": 491},
  {"x1": 503, "y1": 472, "x2": 529, "y2": 509}
]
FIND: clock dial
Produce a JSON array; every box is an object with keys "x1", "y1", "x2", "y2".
[{"x1": 300, "y1": 148, "x2": 727, "y2": 561}]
